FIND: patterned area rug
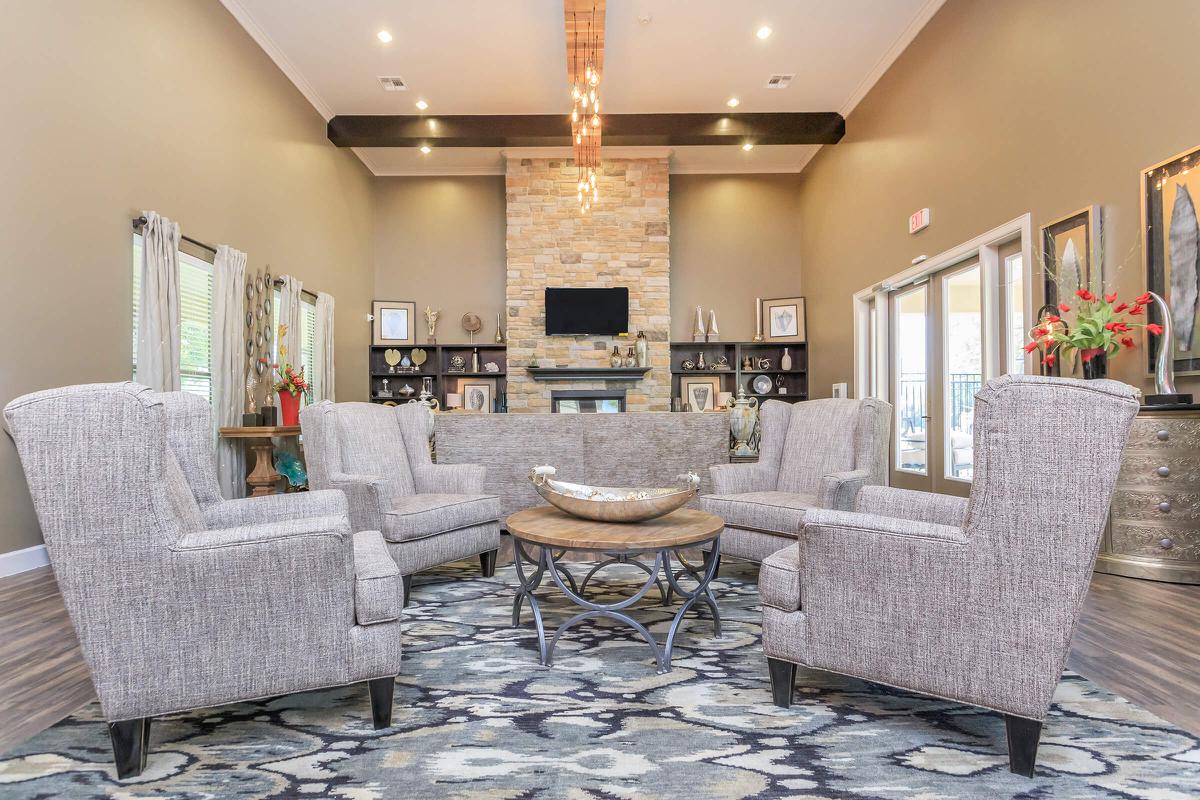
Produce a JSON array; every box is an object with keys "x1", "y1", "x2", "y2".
[{"x1": 2, "y1": 560, "x2": 1198, "y2": 799}]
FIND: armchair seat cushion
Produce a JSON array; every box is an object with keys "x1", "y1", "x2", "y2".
[
  {"x1": 352, "y1": 531, "x2": 403, "y2": 625},
  {"x1": 699, "y1": 491, "x2": 816, "y2": 537},
  {"x1": 382, "y1": 494, "x2": 501, "y2": 543},
  {"x1": 760, "y1": 546, "x2": 802, "y2": 612}
]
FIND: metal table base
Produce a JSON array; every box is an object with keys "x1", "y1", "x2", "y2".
[{"x1": 511, "y1": 537, "x2": 722, "y2": 674}]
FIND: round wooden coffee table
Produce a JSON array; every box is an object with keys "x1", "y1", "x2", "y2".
[{"x1": 505, "y1": 506, "x2": 724, "y2": 673}]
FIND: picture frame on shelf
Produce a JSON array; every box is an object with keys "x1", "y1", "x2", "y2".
[
  {"x1": 460, "y1": 381, "x2": 494, "y2": 413},
  {"x1": 762, "y1": 297, "x2": 807, "y2": 342},
  {"x1": 372, "y1": 300, "x2": 417, "y2": 346},
  {"x1": 681, "y1": 375, "x2": 721, "y2": 412},
  {"x1": 1041, "y1": 206, "x2": 1100, "y2": 309},
  {"x1": 1144, "y1": 144, "x2": 1200, "y2": 376}
]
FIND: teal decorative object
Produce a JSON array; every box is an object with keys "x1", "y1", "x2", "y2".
[{"x1": 274, "y1": 451, "x2": 307, "y2": 488}]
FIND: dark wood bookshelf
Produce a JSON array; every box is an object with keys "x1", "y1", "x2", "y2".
[
  {"x1": 668, "y1": 340, "x2": 808, "y2": 407},
  {"x1": 368, "y1": 343, "x2": 508, "y2": 411}
]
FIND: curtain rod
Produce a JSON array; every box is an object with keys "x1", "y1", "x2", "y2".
[
  {"x1": 273, "y1": 277, "x2": 319, "y2": 303},
  {"x1": 130, "y1": 216, "x2": 217, "y2": 255}
]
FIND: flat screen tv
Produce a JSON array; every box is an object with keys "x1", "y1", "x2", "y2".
[{"x1": 544, "y1": 287, "x2": 629, "y2": 335}]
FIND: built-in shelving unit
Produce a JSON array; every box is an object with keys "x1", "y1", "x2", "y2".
[
  {"x1": 668, "y1": 340, "x2": 808, "y2": 408},
  {"x1": 368, "y1": 343, "x2": 508, "y2": 411}
]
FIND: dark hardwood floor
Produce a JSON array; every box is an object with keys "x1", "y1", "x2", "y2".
[{"x1": 1, "y1": 560, "x2": 1196, "y2": 754}]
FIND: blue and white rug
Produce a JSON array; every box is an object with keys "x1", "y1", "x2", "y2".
[{"x1": 1, "y1": 560, "x2": 1197, "y2": 799}]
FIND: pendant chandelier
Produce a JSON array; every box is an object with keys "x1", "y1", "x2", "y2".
[{"x1": 570, "y1": 8, "x2": 601, "y2": 213}]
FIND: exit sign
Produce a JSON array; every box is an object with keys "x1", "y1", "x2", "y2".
[{"x1": 909, "y1": 208, "x2": 930, "y2": 234}]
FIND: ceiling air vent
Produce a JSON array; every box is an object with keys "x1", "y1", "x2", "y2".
[
  {"x1": 765, "y1": 73, "x2": 794, "y2": 89},
  {"x1": 378, "y1": 76, "x2": 408, "y2": 92}
]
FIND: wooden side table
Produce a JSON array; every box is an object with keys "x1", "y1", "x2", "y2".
[{"x1": 218, "y1": 425, "x2": 302, "y2": 497}]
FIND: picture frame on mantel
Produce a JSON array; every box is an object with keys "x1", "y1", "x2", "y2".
[
  {"x1": 1143, "y1": 143, "x2": 1200, "y2": 376},
  {"x1": 1041, "y1": 206, "x2": 1100, "y2": 309},
  {"x1": 762, "y1": 297, "x2": 807, "y2": 343},
  {"x1": 373, "y1": 300, "x2": 417, "y2": 346}
]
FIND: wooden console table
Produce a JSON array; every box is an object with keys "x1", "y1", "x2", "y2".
[{"x1": 218, "y1": 425, "x2": 302, "y2": 497}]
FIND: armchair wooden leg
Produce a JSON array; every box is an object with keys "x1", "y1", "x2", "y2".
[
  {"x1": 767, "y1": 658, "x2": 797, "y2": 708},
  {"x1": 368, "y1": 677, "x2": 396, "y2": 729},
  {"x1": 108, "y1": 717, "x2": 151, "y2": 779},
  {"x1": 402, "y1": 575, "x2": 412, "y2": 607},
  {"x1": 1004, "y1": 714, "x2": 1043, "y2": 777},
  {"x1": 480, "y1": 549, "x2": 498, "y2": 578}
]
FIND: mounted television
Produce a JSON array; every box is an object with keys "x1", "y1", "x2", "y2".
[{"x1": 545, "y1": 287, "x2": 629, "y2": 336}]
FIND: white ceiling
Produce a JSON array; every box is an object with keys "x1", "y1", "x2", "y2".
[{"x1": 221, "y1": 0, "x2": 945, "y2": 175}]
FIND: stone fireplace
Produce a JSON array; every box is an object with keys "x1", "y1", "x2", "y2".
[{"x1": 505, "y1": 156, "x2": 671, "y2": 412}]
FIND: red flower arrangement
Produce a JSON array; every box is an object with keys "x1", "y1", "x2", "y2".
[
  {"x1": 271, "y1": 362, "x2": 312, "y2": 400},
  {"x1": 1026, "y1": 290, "x2": 1163, "y2": 368}
]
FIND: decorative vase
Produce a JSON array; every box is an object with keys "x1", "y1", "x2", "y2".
[
  {"x1": 781, "y1": 347, "x2": 793, "y2": 371},
  {"x1": 495, "y1": 312, "x2": 505, "y2": 344},
  {"x1": 693, "y1": 306, "x2": 706, "y2": 343},
  {"x1": 707, "y1": 310, "x2": 720, "y2": 342},
  {"x1": 697, "y1": 351, "x2": 707, "y2": 370},
  {"x1": 278, "y1": 391, "x2": 300, "y2": 426},
  {"x1": 728, "y1": 387, "x2": 760, "y2": 457},
  {"x1": 471, "y1": 347, "x2": 481, "y2": 373},
  {"x1": 625, "y1": 346, "x2": 636, "y2": 367},
  {"x1": 610, "y1": 346, "x2": 622, "y2": 368},
  {"x1": 1081, "y1": 349, "x2": 1108, "y2": 380},
  {"x1": 635, "y1": 331, "x2": 648, "y2": 368}
]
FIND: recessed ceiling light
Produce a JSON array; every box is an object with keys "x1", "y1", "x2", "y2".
[
  {"x1": 756, "y1": 25, "x2": 772, "y2": 40},
  {"x1": 742, "y1": 142, "x2": 754, "y2": 151},
  {"x1": 726, "y1": 97, "x2": 740, "y2": 108},
  {"x1": 377, "y1": 30, "x2": 393, "y2": 43},
  {"x1": 415, "y1": 99, "x2": 428, "y2": 111},
  {"x1": 419, "y1": 145, "x2": 432, "y2": 154}
]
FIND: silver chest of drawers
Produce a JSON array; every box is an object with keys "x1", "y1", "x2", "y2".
[{"x1": 1099, "y1": 408, "x2": 1200, "y2": 584}]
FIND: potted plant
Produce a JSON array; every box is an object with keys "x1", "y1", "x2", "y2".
[
  {"x1": 272, "y1": 362, "x2": 312, "y2": 425},
  {"x1": 1026, "y1": 290, "x2": 1163, "y2": 378}
]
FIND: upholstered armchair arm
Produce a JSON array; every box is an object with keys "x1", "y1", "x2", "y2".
[
  {"x1": 412, "y1": 463, "x2": 485, "y2": 495},
  {"x1": 853, "y1": 485, "x2": 969, "y2": 527},
  {"x1": 709, "y1": 463, "x2": 774, "y2": 495},
  {"x1": 173, "y1": 515, "x2": 350, "y2": 551},
  {"x1": 200, "y1": 490, "x2": 349, "y2": 529},
  {"x1": 325, "y1": 472, "x2": 388, "y2": 533},
  {"x1": 816, "y1": 469, "x2": 872, "y2": 511}
]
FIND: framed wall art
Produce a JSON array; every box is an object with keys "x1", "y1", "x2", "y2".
[
  {"x1": 372, "y1": 300, "x2": 417, "y2": 346},
  {"x1": 1041, "y1": 206, "x2": 1100, "y2": 308},
  {"x1": 460, "y1": 381, "x2": 494, "y2": 413},
  {"x1": 681, "y1": 375, "x2": 721, "y2": 412},
  {"x1": 761, "y1": 297, "x2": 807, "y2": 343},
  {"x1": 1144, "y1": 144, "x2": 1200, "y2": 375}
]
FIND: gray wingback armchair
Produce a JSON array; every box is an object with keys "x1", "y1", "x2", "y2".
[
  {"x1": 301, "y1": 400, "x2": 501, "y2": 603},
  {"x1": 759, "y1": 375, "x2": 1138, "y2": 777},
  {"x1": 699, "y1": 397, "x2": 891, "y2": 564},
  {"x1": 4, "y1": 384, "x2": 404, "y2": 779}
]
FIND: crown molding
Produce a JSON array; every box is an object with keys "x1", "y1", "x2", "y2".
[
  {"x1": 219, "y1": 0, "x2": 335, "y2": 121},
  {"x1": 499, "y1": 147, "x2": 674, "y2": 160},
  {"x1": 839, "y1": 0, "x2": 946, "y2": 117}
]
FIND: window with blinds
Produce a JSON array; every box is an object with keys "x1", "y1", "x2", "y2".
[
  {"x1": 272, "y1": 287, "x2": 318, "y2": 398},
  {"x1": 131, "y1": 234, "x2": 215, "y2": 402}
]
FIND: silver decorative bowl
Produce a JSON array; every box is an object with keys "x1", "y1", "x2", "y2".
[{"x1": 529, "y1": 466, "x2": 701, "y2": 523}]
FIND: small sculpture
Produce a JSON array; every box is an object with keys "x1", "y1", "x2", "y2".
[
  {"x1": 707, "y1": 310, "x2": 720, "y2": 342},
  {"x1": 495, "y1": 312, "x2": 505, "y2": 344},
  {"x1": 273, "y1": 451, "x2": 308, "y2": 488},
  {"x1": 729, "y1": 387, "x2": 760, "y2": 457},
  {"x1": 693, "y1": 306, "x2": 706, "y2": 343},
  {"x1": 245, "y1": 364, "x2": 259, "y2": 414},
  {"x1": 462, "y1": 313, "x2": 483, "y2": 343},
  {"x1": 424, "y1": 307, "x2": 441, "y2": 344},
  {"x1": 448, "y1": 354, "x2": 467, "y2": 372},
  {"x1": 384, "y1": 348, "x2": 402, "y2": 374},
  {"x1": 635, "y1": 331, "x2": 648, "y2": 368},
  {"x1": 697, "y1": 351, "x2": 707, "y2": 370}
]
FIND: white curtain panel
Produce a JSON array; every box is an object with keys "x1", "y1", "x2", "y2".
[
  {"x1": 278, "y1": 275, "x2": 305, "y2": 371},
  {"x1": 212, "y1": 245, "x2": 247, "y2": 498},
  {"x1": 315, "y1": 291, "x2": 336, "y2": 402},
  {"x1": 136, "y1": 211, "x2": 181, "y2": 391}
]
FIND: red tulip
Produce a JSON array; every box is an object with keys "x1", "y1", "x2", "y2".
[
  {"x1": 1046, "y1": 314, "x2": 1061, "y2": 323},
  {"x1": 1129, "y1": 305, "x2": 1145, "y2": 316},
  {"x1": 1058, "y1": 303, "x2": 1072, "y2": 313},
  {"x1": 1113, "y1": 303, "x2": 1129, "y2": 313},
  {"x1": 1043, "y1": 354, "x2": 1056, "y2": 367},
  {"x1": 1024, "y1": 341, "x2": 1039, "y2": 353},
  {"x1": 1105, "y1": 292, "x2": 1118, "y2": 303},
  {"x1": 1033, "y1": 326, "x2": 1049, "y2": 338},
  {"x1": 1147, "y1": 323, "x2": 1164, "y2": 335},
  {"x1": 1121, "y1": 336, "x2": 1135, "y2": 348},
  {"x1": 1136, "y1": 292, "x2": 1153, "y2": 305},
  {"x1": 1076, "y1": 289, "x2": 1096, "y2": 301}
]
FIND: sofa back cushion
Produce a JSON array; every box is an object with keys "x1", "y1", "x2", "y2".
[{"x1": 775, "y1": 399, "x2": 861, "y2": 495}]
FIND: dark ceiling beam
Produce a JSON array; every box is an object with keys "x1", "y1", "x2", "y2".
[{"x1": 327, "y1": 112, "x2": 845, "y2": 148}]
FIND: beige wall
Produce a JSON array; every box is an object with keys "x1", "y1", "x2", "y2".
[
  {"x1": 797, "y1": 0, "x2": 1200, "y2": 398},
  {"x1": 0, "y1": 0, "x2": 374, "y2": 556},
  {"x1": 671, "y1": 174, "x2": 803, "y2": 341},
  {"x1": 373, "y1": 177, "x2": 507, "y2": 342}
]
